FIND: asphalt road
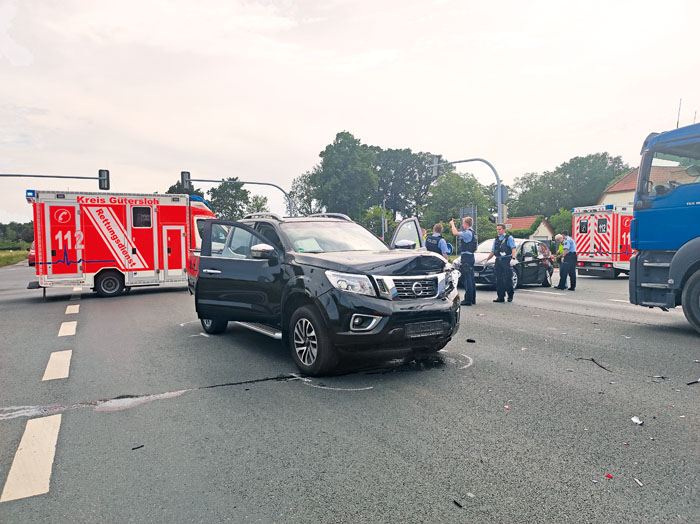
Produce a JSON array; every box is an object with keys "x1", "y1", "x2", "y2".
[{"x1": 0, "y1": 262, "x2": 698, "y2": 523}]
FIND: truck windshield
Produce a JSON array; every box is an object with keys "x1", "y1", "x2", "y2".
[
  {"x1": 281, "y1": 221, "x2": 388, "y2": 253},
  {"x1": 638, "y1": 148, "x2": 700, "y2": 198}
]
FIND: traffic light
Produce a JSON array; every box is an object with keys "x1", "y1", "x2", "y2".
[
  {"x1": 181, "y1": 171, "x2": 191, "y2": 192},
  {"x1": 98, "y1": 169, "x2": 110, "y2": 190}
]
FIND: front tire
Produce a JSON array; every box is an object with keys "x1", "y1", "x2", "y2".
[
  {"x1": 289, "y1": 305, "x2": 337, "y2": 376},
  {"x1": 201, "y1": 318, "x2": 228, "y2": 334},
  {"x1": 681, "y1": 271, "x2": 700, "y2": 335},
  {"x1": 95, "y1": 271, "x2": 125, "y2": 297}
]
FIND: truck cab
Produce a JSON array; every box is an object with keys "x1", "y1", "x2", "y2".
[{"x1": 629, "y1": 123, "x2": 700, "y2": 333}]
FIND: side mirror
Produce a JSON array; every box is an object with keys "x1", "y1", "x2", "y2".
[
  {"x1": 251, "y1": 243, "x2": 276, "y2": 259},
  {"x1": 395, "y1": 239, "x2": 417, "y2": 250}
]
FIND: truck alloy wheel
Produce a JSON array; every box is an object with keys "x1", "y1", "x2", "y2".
[
  {"x1": 289, "y1": 305, "x2": 336, "y2": 376},
  {"x1": 542, "y1": 270, "x2": 552, "y2": 287},
  {"x1": 512, "y1": 269, "x2": 520, "y2": 289}
]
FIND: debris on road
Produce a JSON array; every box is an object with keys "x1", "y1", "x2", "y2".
[
  {"x1": 634, "y1": 478, "x2": 644, "y2": 487},
  {"x1": 623, "y1": 442, "x2": 630, "y2": 446},
  {"x1": 566, "y1": 368, "x2": 574, "y2": 372},
  {"x1": 592, "y1": 479, "x2": 598, "y2": 484},
  {"x1": 605, "y1": 474, "x2": 613, "y2": 479},
  {"x1": 687, "y1": 377, "x2": 700, "y2": 386},
  {"x1": 453, "y1": 500, "x2": 463, "y2": 508},
  {"x1": 575, "y1": 357, "x2": 612, "y2": 372},
  {"x1": 521, "y1": 347, "x2": 528, "y2": 351},
  {"x1": 131, "y1": 445, "x2": 144, "y2": 450},
  {"x1": 477, "y1": 313, "x2": 487, "y2": 317},
  {"x1": 631, "y1": 416, "x2": 644, "y2": 425},
  {"x1": 466, "y1": 338, "x2": 476, "y2": 343},
  {"x1": 504, "y1": 405, "x2": 511, "y2": 410}
]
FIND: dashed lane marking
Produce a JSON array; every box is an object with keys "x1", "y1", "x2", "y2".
[
  {"x1": 58, "y1": 321, "x2": 76, "y2": 337},
  {"x1": 65, "y1": 305, "x2": 79, "y2": 315},
  {"x1": 518, "y1": 289, "x2": 565, "y2": 296},
  {"x1": 42, "y1": 350, "x2": 72, "y2": 381},
  {"x1": 0, "y1": 415, "x2": 62, "y2": 503}
]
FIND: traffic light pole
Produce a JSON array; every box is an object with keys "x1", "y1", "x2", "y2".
[
  {"x1": 181, "y1": 172, "x2": 294, "y2": 216},
  {"x1": 428, "y1": 157, "x2": 504, "y2": 223},
  {"x1": 0, "y1": 170, "x2": 110, "y2": 190}
]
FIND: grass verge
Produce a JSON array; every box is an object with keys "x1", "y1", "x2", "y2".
[{"x1": 0, "y1": 251, "x2": 29, "y2": 268}]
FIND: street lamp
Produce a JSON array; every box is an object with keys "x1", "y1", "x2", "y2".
[{"x1": 428, "y1": 157, "x2": 505, "y2": 223}]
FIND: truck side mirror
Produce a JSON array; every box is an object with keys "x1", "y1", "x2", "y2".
[{"x1": 251, "y1": 243, "x2": 279, "y2": 266}]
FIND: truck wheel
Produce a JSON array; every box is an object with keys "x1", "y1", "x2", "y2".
[
  {"x1": 681, "y1": 271, "x2": 700, "y2": 335},
  {"x1": 201, "y1": 318, "x2": 228, "y2": 334},
  {"x1": 95, "y1": 271, "x2": 125, "y2": 297},
  {"x1": 542, "y1": 269, "x2": 552, "y2": 287},
  {"x1": 289, "y1": 305, "x2": 337, "y2": 376}
]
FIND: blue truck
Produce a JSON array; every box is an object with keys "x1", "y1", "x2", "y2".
[{"x1": 629, "y1": 122, "x2": 700, "y2": 333}]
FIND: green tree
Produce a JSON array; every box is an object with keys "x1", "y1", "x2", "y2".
[
  {"x1": 289, "y1": 170, "x2": 324, "y2": 216},
  {"x1": 246, "y1": 194, "x2": 269, "y2": 214},
  {"x1": 422, "y1": 172, "x2": 496, "y2": 246},
  {"x1": 548, "y1": 208, "x2": 573, "y2": 234},
  {"x1": 166, "y1": 180, "x2": 204, "y2": 198},
  {"x1": 310, "y1": 132, "x2": 378, "y2": 220},
  {"x1": 359, "y1": 205, "x2": 397, "y2": 240},
  {"x1": 207, "y1": 178, "x2": 250, "y2": 220},
  {"x1": 509, "y1": 153, "x2": 629, "y2": 217},
  {"x1": 372, "y1": 148, "x2": 441, "y2": 219}
]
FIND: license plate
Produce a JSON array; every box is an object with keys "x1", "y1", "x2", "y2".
[
  {"x1": 405, "y1": 320, "x2": 445, "y2": 339},
  {"x1": 591, "y1": 262, "x2": 600, "y2": 267}
]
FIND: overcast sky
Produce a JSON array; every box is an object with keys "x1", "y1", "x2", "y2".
[{"x1": 1, "y1": 0, "x2": 699, "y2": 222}]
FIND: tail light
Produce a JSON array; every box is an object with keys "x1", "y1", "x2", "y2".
[{"x1": 577, "y1": 262, "x2": 583, "y2": 267}]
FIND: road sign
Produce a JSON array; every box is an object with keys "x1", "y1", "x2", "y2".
[{"x1": 446, "y1": 243, "x2": 454, "y2": 256}]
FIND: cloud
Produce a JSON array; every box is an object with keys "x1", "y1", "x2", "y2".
[
  {"x1": 329, "y1": 49, "x2": 399, "y2": 73},
  {"x1": 0, "y1": 0, "x2": 33, "y2": 66}
]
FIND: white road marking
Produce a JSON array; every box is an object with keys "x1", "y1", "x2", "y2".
[
  {"x1": 58, "y1": 321, "x2": 77, "y2": 337},
  {"x1": 459, "y1": 354, "x2": 474, "y2": 369},
  {"x1": 65, "y1": 305, "x2": 79, "y2": 314},
  {"x1": 0, "y1": 415, "x2": 62, "y2": 502},
  {"x1": 42, "y1": 351, "x2": 72, "y2": 381},
  {"x1": 519, "y1": 289, "x2": 565, "y2": 296},
  {"x1": 610, "y1": 299, "x2": 630, "y2": 304}
]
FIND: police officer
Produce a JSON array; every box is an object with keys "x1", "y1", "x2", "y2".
[
  {"x1": 484, "y1": 223, "x2": 517, "y2": 302},
  {"x1": 556, "y1": 230, "x2": 577, "y2": 291},
  {"x1": 425, "y1": 223, "x2": 449, "y2": 259},
  {"x1": 450, "y1": 216, "x2": 478, "y2": 306}
]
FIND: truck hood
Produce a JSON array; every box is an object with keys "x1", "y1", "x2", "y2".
[{"x1": 290, "y1": 250, "x2": 447, "y2": 276}]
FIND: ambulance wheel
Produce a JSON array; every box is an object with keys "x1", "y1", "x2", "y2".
[
  {"x1": 681, "y1": 271, "x2": 700, "y2": 335},
  {"x1": 200, "y1": 318, "x2": 228, "y2": 334},
  {"x1": 95, "y1": 271, "x2": 125, "y2": 297}
]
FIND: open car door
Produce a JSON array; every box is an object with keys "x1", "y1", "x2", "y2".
[
  {"x1": 390, "y1": 217, "x2": 425, "y2": 250},
  {"x1": 195, "y1": 220, "x2": 284, "y2": 323}
]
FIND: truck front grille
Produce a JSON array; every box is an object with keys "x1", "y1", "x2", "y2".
[{"x1": 392, "y1": 277, "x2": 438, "y2": 299}]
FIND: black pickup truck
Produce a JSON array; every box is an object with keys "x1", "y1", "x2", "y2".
[{"x1": 191, "y1": 213, "x2": 461, "y2": 375}]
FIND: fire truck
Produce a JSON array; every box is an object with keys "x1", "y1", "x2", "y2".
[
  {"x1": 572, "y1": 204, "x2": 634, "y2": 278},
  {"x1": 26, "y1": 190, "x2": 216, "y2": 296}
]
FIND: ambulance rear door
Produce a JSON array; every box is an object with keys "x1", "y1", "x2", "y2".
[{"x1": 45, "y1": 201, "x2": 84, "y2": 280}]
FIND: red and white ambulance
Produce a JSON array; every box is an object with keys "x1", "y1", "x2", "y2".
[
  {"x1": 26, "y1": 190, "x2": 216, "y2": 296},
  {"x1": 572, "y1": 204, "x2": 634, "y2": 278}
]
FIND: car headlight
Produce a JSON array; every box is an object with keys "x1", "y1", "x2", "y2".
[
  {"x1": 325, "y1": 271, "x2": 376, "y2": 296},
  {"x1": 448, "y1": 268, "x2": 461, "y2": 287}
]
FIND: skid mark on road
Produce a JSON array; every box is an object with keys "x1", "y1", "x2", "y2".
[{"x1": 0, "y1": 374, "x2": 375, "y2": 422}]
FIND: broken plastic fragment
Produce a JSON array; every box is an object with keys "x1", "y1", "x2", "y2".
[
  {"x1": 631, "y1": 416, "x2": 643, "y2": 425},
  {"x1": 504, "y1": 405, "x2": 510, "y2": 410},
  {"x1": 605, "y1": 474, "x2": 613, "y2": 479},
  {"x1": 566, "y1": 368, "x2": 574, "y2": 372},
  {"x1": 623, "y1": 442, "x2": 630, "y2": 446},
  {"x1": 466, "y1": 338, "x2": 476, "y2": 343},
  {"x1": 592, "y1": 479, "x2": 598, "y2": 484},
  {"x1": 521, "y1": 347, "x2": 528, "y2": 351},
  {"x1": 634, "y1": 478, "x2": 643, "y2": 487}
]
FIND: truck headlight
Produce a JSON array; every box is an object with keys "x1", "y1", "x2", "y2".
[{"x1": 325, "y1": 271, "x2": 376, "y2": 296}]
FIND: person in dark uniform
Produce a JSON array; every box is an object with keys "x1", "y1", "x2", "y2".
[
  {"x1": 483, "y1": 223, "x2": 517, "y2": 302},
  {"x1": 425, "y1": 223, "x2": 449, "y2": 259},
  {"x1": 450, "y1": 216, "x2": 478, "y2": 306},
  {"x1": 556, "y1": 230, "x2": 577, "y2": 291}
]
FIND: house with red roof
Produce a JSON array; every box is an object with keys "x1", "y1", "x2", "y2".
[{"x1": 504, "y1": 215, "x2": 555, "y2": 241}]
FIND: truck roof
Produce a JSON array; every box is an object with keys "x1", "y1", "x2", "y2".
[{"x1": 643, "y1": 122, "x2": 700, "y2": 155}]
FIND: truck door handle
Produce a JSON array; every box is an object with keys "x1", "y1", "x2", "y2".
[{"x1": 201, "y1": 269, "x2": 221, "y2": 274}]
